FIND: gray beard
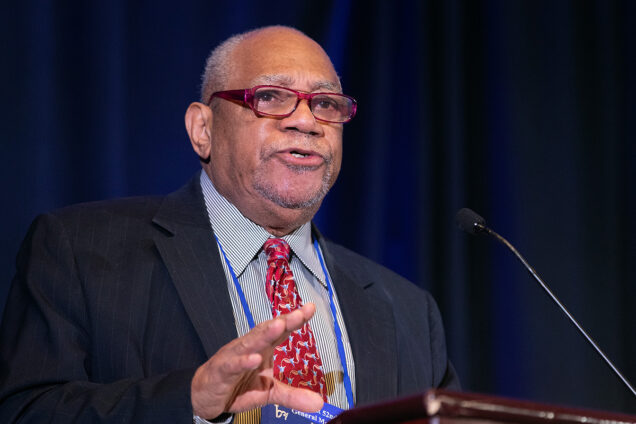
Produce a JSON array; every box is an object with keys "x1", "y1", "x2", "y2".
[{"x1": 253, "y1": 162, "x2": 333, "y2": 210}]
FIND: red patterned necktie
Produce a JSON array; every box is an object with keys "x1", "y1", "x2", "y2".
[{"x1": 263, "y1": 238, "x2": 328, "y2": 402}]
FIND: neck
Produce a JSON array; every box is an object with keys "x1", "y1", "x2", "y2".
[
  {"x1": 204, "y1": 170, "x2": 318, "y2": 237},
  {"x1": 251, "y1": 203, "x2": 316, "y2": 237},
  {"x1": 265, "y1": 224, "x2": 301, "y2": 237}
]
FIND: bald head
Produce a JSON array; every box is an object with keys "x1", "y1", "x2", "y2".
[{"x1": 200, "y1": 26, "x2": 340, "y2": 104}]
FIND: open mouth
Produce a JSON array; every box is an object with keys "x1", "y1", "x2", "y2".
[
  {"x1": 290, "y1": 151, "x2": 310, "y2": 158},
  {"x1": 278, "y1": 148, "x2": 324, "y2": 167}
]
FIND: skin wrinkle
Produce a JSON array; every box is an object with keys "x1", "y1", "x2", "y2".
[
  {"x1": 253, "y1": 134, "x2": 335, "y2": 210},
  {"x1": 253, "y1": 74, "x2": 342, "y2": 93}
]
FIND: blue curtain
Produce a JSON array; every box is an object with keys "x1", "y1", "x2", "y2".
[{"x1": 1, "y1": 0, "x2": 634, "y2": 413}]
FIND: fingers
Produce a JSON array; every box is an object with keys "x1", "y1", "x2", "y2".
[
  {"x1": 219, "y1": 352, "x2": 262, "y2": 375},
  {"x1": 192, "y1": 350, "x2": 269, "y2": 418},
  {"x1": 284, "y1": 303, "x2": 316, "y2": 332},
  {"x1": 270, "y1": 380, "x2": 324, "y2": 413},
  {"x1": 230, "y1": 303, "x2": 317, "y2": 356},
  {"x1": 191, "y1": 303, "x2": 318, "y2": 419}
]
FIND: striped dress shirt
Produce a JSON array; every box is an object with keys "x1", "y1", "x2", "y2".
[{"x1": 199, "y1": 171, "x2": 356, "y2": 412}]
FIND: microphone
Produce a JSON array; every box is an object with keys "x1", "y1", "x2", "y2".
[
  {"x1": 455, "y1": 208, "x2": 636, "y2": 398},
  {"x1": 455, "y1": 208, "x2": 487, "y2": 235}
]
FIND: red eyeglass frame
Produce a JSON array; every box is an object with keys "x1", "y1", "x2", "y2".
[{"x1": 208, "y1": 85, "x2": 358, "y2": 124}]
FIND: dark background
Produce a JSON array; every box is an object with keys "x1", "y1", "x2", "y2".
[{"x1": 1, "y1": 0, "x2": 635, "y2": 414}]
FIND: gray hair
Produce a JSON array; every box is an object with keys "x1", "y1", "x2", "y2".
[{"x1": 200, "y1": 26, "x2": 310, "y2": 105}]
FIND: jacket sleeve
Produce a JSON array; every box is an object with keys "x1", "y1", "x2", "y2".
[{"x1": 425, "y1": 291, "x2": 461, "y2": 391}]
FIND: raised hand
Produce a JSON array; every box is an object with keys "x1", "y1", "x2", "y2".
[{"x1": 190, "y1": 303, "x2": 324, "y2": 420}]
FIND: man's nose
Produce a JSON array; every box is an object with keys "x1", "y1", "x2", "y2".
[{"x1": 281, "y1": 100, "x2": 322, "y2": 135}]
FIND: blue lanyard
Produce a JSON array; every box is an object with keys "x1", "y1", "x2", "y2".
[
  {"x1": 214, "y1": 235, "x2": 354, "y2": 409},
  {"x1": 215, "y1": 235, "x2": 257, "y2": 329},
  {"x1": 313, "y1": 239, "x2": 355, "y2": 410}
]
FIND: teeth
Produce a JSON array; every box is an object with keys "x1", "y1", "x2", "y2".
[{"x1": 291, "y1": 152, "x2": 307, "y2": 158}]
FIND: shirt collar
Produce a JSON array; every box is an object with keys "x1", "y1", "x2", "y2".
[{"x1": 199, "y1": 171, "x2": 326, "y2": 286}]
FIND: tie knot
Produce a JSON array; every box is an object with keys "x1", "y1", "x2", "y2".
[{"x1": 263, "y1": 238, "x2": 291, "y2": 263}]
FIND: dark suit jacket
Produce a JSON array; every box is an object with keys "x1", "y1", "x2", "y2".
[{"x1": 0, "y1": 174, "x2": 459, "y2": 422}]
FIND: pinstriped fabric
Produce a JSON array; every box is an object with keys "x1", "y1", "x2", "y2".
[
  {"x1": 234, "y1": 408, "x2": 260, "y2": 424},
  {"x1": 199, "y1": 172, "x2": 356, "y2": 413}
]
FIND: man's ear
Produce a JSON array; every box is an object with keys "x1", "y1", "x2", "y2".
[{"x1": 185, "y1": 102, "x2": 213, "y2": 162}]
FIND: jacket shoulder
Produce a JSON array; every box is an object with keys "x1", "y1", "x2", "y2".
[
  {"x1": 49, "y1": 195, "x2": 164, "y2": 223},
  {"x1": 321, "y1": 238, "x2": 432, "y2": 300}
]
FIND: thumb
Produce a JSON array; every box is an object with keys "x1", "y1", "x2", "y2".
[{"x1": 269, "y1": 380, "x2": 324, "y2": 413}]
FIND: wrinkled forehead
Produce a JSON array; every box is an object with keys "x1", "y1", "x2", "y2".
[{"x1": 227, "y1": 30, "x2": 341, "y2": 92}]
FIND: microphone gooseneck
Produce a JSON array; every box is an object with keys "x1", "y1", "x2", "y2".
[{"x1": 455, "y1": 208, "x2": 636, "y2": 398}]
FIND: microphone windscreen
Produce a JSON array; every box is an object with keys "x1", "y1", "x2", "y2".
[{"x1": 456, "y1": 208, "x2": 486, "y2": 234}]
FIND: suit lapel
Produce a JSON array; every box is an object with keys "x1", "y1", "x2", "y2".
[
  {"x1": 148, "y1": 177, "x2": 398, "y2": 401},
  {"x1": 151, "y1": 175, "x2": 237, "y2": 358},
  {"x1": 317, "y1": 233, "x2": 398, "y2": 405}
]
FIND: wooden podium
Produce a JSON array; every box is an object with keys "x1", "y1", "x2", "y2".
[{"x1": 329, "y1": 390, "x2": 636, "y2": 424}]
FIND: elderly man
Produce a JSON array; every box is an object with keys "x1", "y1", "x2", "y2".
[{"x1": 0, "y1": 26, "x2": 458, "y2": 423}]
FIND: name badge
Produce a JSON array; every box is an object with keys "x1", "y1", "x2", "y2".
[{"x1": 261, "y1": 403, "x2": 343, "y2": 424}]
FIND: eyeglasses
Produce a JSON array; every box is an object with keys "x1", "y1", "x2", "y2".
[{"x1": 209, "y1": 85, "x2": 357, "y2": 124}]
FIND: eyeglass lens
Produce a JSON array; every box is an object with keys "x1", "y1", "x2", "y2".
[{"x1": 253, "y1": 87, "x2": 353, "y2": 122}]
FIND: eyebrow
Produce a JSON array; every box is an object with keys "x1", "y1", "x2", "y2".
[{"x1": 253, "y1": 74, "x2": 342, "y2": 93}]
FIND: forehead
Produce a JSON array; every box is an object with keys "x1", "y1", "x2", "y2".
[{"x1": 228, "y1": 30, "x2": 341, "y2": 92}]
